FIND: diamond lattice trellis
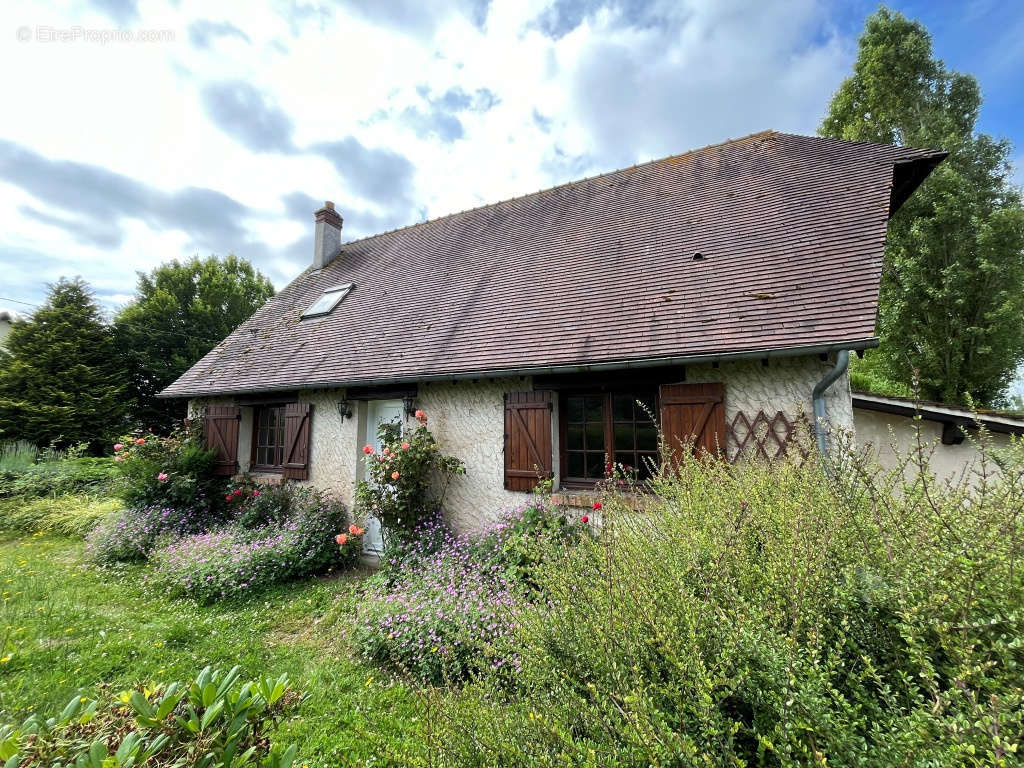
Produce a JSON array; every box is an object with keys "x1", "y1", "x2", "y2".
[{"x1": 726, "y1": 410, "x2": 810, "y2": 464}]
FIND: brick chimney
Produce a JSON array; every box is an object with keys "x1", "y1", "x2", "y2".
[{"x1": 313, "y1": 201, "x2": 343, "y2": 270}]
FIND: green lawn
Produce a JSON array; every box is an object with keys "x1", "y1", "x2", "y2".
[{"x1": 0, "y1": 531, "x2": 427, "y2": 766}]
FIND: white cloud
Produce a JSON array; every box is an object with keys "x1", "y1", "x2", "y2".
[{"x1": 0, "y1": 0, "x2": 860, "y2": 309}]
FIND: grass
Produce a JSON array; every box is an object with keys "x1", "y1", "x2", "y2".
[
  {"x1": 0, "y1": 494, "x2": 122, "y2": 537},
  {"x1": 0, "y1": 530, "x2": 429, "y2": 766},
  {"x1": 0, "y1": 441, "x2": 37, "y2": 472}
]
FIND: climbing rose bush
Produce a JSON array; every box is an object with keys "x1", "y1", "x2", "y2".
[{"x1": 353, "y1": 410, "x2": 464, "y2": 540}]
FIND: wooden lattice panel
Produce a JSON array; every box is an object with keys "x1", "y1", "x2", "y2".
[{"x1": 726, "y1": 410, "x2": 810, "y2": 464}]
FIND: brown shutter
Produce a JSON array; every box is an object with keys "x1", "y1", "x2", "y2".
[
  {"x1": 204, "y1": 405, "x2": 241, "y2": 476},
  {"x1": 282, "y1": 402, "x2": 312, "y2": 480},
  {"x1": 659, "y1": 382, "x2": 726, "y2": 461},
  {"x1": 504, "y1": 391, "x2": 554, "y2": 492}
]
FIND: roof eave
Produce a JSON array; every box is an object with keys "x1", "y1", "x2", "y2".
[
  {"x1": 853, "y1": 392, "x2": 1024, "y2": 434},
  {"x1": 159, "y1": 337, "x2": 879, "y2": 400},
  {"x1": 889, "y1": 150, "x2": 948, "y2": 217}
]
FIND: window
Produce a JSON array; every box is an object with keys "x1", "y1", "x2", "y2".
[
  {"x1": 562, "y1": 391, "x2": 658, "y2": 485},
  {"x1": 252, "y1": 405, "x2": 286, "y2": 470},
  {"x1": 301, "y1": 283, "x2": 353, "y2": 318}
]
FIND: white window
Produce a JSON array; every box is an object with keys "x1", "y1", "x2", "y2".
[{"x1": 301, "y1": 283, "x2": 353, "y2": 318}]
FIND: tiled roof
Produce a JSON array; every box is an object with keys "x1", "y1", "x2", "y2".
[{"x1": 162, "y1": 131, "x2": 944, "y2": 398}]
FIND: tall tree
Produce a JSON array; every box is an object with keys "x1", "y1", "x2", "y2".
[
  {"x1": 821, "y1": 7, "x2": 1024, "y2": 406},
  {"x1": 114, "y1": 255, "x2": 274, "y2": 432},
  {"x1": 0, "y1": 278, "x2": 125, "y2": 450}
]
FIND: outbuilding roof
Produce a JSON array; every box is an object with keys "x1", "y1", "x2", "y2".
[{"x1": 162, "y1": 130, "x2": 944, "y2": 398}]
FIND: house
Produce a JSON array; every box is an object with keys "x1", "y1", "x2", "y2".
[
  {"x1": 0, "y1": 308, "x2": 24, "y2": 350},
  {"x1": 161, "y1": 131, "x2": 944, "y2": 547},
  {"x1": 854, "y1": 392, "x2": 1024, "y2": 482}
]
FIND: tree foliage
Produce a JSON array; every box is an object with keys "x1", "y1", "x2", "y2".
[
  {"x1": 114, "y1": 255, "x2": 274, "y2": 432},
  {"x1": 0, "y1": 278, "x2": 125, "y2": 450},
  {"x1": 820, "y1": 7, "x2": 1024, "y2": 406}
]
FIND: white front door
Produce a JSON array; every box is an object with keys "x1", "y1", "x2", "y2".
[{"x1": 362, "y1": 399, "x2": 404, "y2": 555}]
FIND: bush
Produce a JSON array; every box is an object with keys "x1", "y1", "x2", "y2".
[
  {"x1": 148, "y1": 488, "x2": 356, "y2": 602},
  {"x1": 417, "y1": 438, "x2": 1024, "y2": 766},
  {"x1": 111, "y1": 426, "x2": 218, "y2": 511},
  {"x1": 0, "y1": 493, "x2": 122, "y2": 537},
  {"x1": 0, "y1": 665, "x2": 300, "y2": 768},
  {"x1": 0, "y1": 457, "x2": 119, "y2": 499},
  {"x1": 353, "y1": 505, "x2": 581, "y2": 686},
  {"x1": 354, "y1": 410, "x2": 464, "y2": 539},
  {"x1": 86, "y1": 502, "x2": 213, "y2": 563}
]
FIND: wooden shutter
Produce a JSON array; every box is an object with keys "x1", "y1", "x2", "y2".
[
  {"x1": 204, "y1": 405, "x2": 241, "y2": 476},
  {"x1": 504, "y1": 391, "x2": 554, "y2": 491},
  {"x1": 659, "y1": 382, "x2": 726, "y2": 461},
  {"x1": 282, "y1": 402, "x2": 313, "y2": 480}
]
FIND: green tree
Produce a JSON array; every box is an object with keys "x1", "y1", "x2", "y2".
[
  {"x1": 114, "y1": 255, "x2": 274, "y2": 432},
  {"x1": 820, "y1": 7, "x2": 1024, "y2": 406},
  {"x1": 0, "y1": 278, "x2": 125, "y2": 450}
]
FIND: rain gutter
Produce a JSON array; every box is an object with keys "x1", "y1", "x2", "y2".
[{"x1": 160, "y1": 338, "x2": 875, "y2": 399}]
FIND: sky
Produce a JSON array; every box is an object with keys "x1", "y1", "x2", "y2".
[{"x1": 0, "y1": 0, "x2": 1021, "y2": 317}]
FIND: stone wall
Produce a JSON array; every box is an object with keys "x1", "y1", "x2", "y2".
[{"x1": 186, "y1": 353, "x2": 852, "y2": 531}]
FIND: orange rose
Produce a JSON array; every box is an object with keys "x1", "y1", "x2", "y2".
[{"x1": 335, "y1": 533, "x2": 348, "y2": 547}]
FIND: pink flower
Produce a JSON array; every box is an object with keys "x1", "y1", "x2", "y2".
[
  {"x1": 233, "y1": 489, "x2": 242, "y2": 497},
  {"x1": 114, "y1": 455, "x2": 123, "y2": 462},
  {"x1": 113, "y1": 443, "x2": 123, "y2": 452},
  {"x1": 135, "y1": 438, "x2": 146, "y2": 445},
  {"x1": 362, "y1": 444, "x2": 374, "y2": 455},
  {"x1": 335, "y1": 533, "x2": 348, "y2": 547},
  {"x1": 225, "y1": 494, "x2": 233, "y2": 501},
  {"x1": 414, "y1": 409, "x2": 427, "y2": 423},
  {"x1": 391, "y1": 471, "x2": 400, "y2": 480},
  {"x1": 349, "y1": 524, "x2": 366, "y2": 536},
  {"x1": 252, "y1": 490, "x2": 261, "y2": 497},
  {"x1": 581, "y1": 515, "x2": 589, "y2": 524},
  {"x1": 156, "y1": 472, "x2": 168, "y2": 482},
  {"x1": 401, "y1": 441, "x2": 411, "y2": 451}
]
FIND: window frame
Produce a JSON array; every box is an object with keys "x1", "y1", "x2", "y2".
[
  {"x1": 250, "y1": 404, "x2": 288, "y2": 472},
  {"x1": 300, "y1": 283, "x2": 353, "y2": 319},
  {"x1": 558, "y1": 390, "x2": 659, "y2": 489}
]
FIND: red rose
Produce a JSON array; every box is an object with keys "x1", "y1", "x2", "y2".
[
  {"x1": 362, "y1": 444, "x2": 374, "y2": 455},
  {"x1": 581, "y1": 515, "x2": 589, "y2": 523},
  {"x1": 233, "y1": 489, "x2": 242, "y2": 497},
  {"x1": 225, "y1": 494, "x2": 233, "y2": 501},
  {"x1": 252, "y1": 490, "x2": 261, "y2": 497},
  {"x1": 592, "y1": 502, "x2": 602, "y2": 511}
]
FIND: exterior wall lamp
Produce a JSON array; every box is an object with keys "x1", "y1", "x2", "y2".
[
  {"x1": 337, "y1": 398, "x2": 353, "y2": 420},
  {"x1": 403, "y1": 394, "x2": 417, "y2": 417}
]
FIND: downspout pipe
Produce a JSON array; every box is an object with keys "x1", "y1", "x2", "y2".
[{"x1": 812, "y1": 349, "x2": 850, "y2": 465}]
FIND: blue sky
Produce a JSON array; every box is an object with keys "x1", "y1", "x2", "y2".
[{"x1": 0, "y1": 0, "x2": 1020, "y2": 318}]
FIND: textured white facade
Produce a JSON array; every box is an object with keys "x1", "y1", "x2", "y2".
[{"x1": 187, "y1": 354, "x2": 851, "y2": 531}]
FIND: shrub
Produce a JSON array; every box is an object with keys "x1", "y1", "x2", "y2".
[
  {"x1": 0, "y1": 493, "x2": 122, "y2": 537},
  {"x1": 111, "y1": 426, "x2": 218, "y2": 511},
  {"x1": 86, "y1": 502, "x2": 212, "y2": 563},
  {"x1": 0, "y1": 665, "x2": 300, "y2": 768},
  {"x1": 149, "y1": 489, "x2": 355, "y2": 602},
  {"x1": 354, "y1": 410, "x2": 464, "y2": 539},
  {"x1": 0, "y1": 457, "x2": 119, "y2": 499},
  {"x1": 353, "y1": 508, "x2": 577, "y2": 685},
  {"x1": 419, "y1": 440, "x2": 1024, "y2": 766}
]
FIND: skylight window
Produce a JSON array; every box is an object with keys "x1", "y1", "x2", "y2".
[{"x1": 301, "y1": 283, "x2": 353, "y2": 318}]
